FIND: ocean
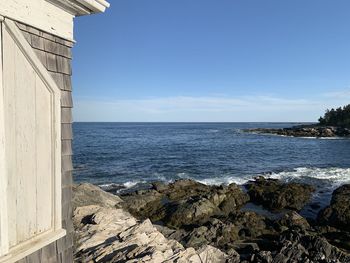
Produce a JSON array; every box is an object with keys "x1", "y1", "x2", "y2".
[{"x1": 73, "y1": 122, "x2": 350, "y2": 209}]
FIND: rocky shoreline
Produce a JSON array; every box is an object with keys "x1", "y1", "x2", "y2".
[
  {"x1": 244, "y1": 125, "x2": 350, "y2": 138},
  {"x1": 73, "y1": 183, "x2": 231, "y2": 262},
  {"x1": 73, "y1": 178, "x2": 350, "y2": 262}
]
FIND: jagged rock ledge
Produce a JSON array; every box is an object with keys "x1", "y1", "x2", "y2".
[
  {"x1": 73, "y1": 179, "x2": 350, "y2": 262},
  {"x1": 72, "y1": 183, "x2": 231, "y2": 262},
  {"x1": 243, "y1": 125, "x2": 350, "y2": 138}
]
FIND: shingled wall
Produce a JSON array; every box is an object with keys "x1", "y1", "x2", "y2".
[{"x1": 15, "y1": 22, "x2": 74, "y2": 263}]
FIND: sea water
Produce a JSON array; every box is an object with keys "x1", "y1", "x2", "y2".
[{"x1": 73, "y1": 122, "x2": 350, "y2": 208}]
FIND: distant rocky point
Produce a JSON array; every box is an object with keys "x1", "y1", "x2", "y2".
[
  {"x1": 245, "y1": 104, "x2": 350, "y2": 138},
  {"x1": 244, "y1": 125, "x2": 350, "y2": 138}
]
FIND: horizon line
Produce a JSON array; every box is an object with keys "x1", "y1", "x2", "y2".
[{"x1": 73, "y1": 121, "x2": 317, "y2": 123}]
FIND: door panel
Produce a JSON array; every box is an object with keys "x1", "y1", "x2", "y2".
[{"x1": 0, "y1": 19, "x2": 64, "y2": 262}]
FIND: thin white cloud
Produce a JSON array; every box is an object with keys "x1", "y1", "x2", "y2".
[
  {"x1": 73, "y1": 94, "x2": 348, "y2": 122},
  {"x1": 322, "y1": 89, "x2": 350, "y2": 99}
]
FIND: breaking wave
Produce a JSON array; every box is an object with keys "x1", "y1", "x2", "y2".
[{"x1": 99, "y1": 167, "x2": 350, "y2": 195}]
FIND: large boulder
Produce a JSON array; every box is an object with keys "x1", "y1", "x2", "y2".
[
  {"x1": 119, "y1": 188, "x2": 164, "y2": 221},
  {"x1": 275, "y1": 211, "x2": 310, "y2": 231},
  {"x1": 121, "y1": 179, "x2": 249, "y2": 228},
  {"x1": 164, "y1": 197, "x2": 220, "y2": 228},
  {"x1": 318, "y1": 184, "x2": 350, "y2": 231},
  {"x1": 72, "y1": 183, "x2": 123, "y2": 209},
  {"x1": 245, "y1": 177, "x2": 315, "y2": 211}
]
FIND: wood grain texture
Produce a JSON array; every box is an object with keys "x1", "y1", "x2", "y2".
[
  {"x1": 3, "y1": 25, "x2": 17, "y2": 248},
  {"x1": 0, "y1": 22, "x2": 9, "y2": 257},
  {"x1": 0, "y1": 19, "x2": 64, "y2": 262},
  {"x1": 61, "y1": 91, "x2": 73, "y2": 108},
  {"x1": 61, "y1": 108, "x2": 73, "y2": 124},
  {"x1": 13, "y1": 40, "x2": 37, "y2": 243},
  {"x1": 35, "y1": 77, "x2": 53, "y2": 235}
]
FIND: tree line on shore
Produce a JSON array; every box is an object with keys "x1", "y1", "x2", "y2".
[{"x1": 318, "y1": 104, "x2": 350, "y2": 128}]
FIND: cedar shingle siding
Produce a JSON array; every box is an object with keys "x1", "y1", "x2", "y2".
[{"x1": 16, "y1": 22, "x2": 74, "y2": 263}]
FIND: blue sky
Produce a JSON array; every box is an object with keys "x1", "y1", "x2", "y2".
[{"x1": 72, "y1": 0, "x2": 350, "y2": 122}]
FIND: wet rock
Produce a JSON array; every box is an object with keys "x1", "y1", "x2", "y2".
[
  {"x1": 250, "y1": 251, "x2": 273, "y2": 263},
  {"x1": 151, "y1": 181, "x2": 168, "y2": 192},
  {"x1": 271, "y1": 229, "x2": 350, "y2": 263},
  {"x1": 120, "y1": 189, "x2": 164, "y2": 220},
  {"x1": 318, "y1": 184, "x2": 350, "y2": 231},
  {"x1": 276, "y1": 211, "x2": 310, "y2": 231},
  {"x1": 121, "y1": 179, "x2": 249, "y2": 228},
  {"x1": 165, "y1": 197, "x2": 220, "y2": 228},
  {"x1": 218, "y1": 184, "x2": 251, "y2": 214},
  {"x1": 245, "y1": 177, "x2": 315, "y2": 211},
  {"x1": 161, "y1": 211, "x2": 276, "y2": 255},
  {"x1": 184, "y1": 218, "x2": 238, "y2": 250},
  {"x1": 159, "y1": 179, "x2": 211, "y2": 199},
  {"x1": 102, "y1": 183, "x2": 127, "y2": 195},
  {"x1": 322, "y1": 230, "x2": 350, "y2": 252}
]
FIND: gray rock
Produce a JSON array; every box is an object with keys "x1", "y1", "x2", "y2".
[{"x1": 72, "y1": 183, "x2": 123, "y2": 209}]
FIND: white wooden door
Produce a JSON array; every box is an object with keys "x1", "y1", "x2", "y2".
[{"x1": 0, "y1": 19, "x2": 65, "y2": 263}]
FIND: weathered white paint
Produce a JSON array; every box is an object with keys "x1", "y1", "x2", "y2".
[
  {"x1": 0, "y1": 0, "x2": 74, "y2": 41},
  {"x1": 0, "y1": 230, "x2": 66, "y2": 263},
  {"x1": 0, "y1": 0, "x2": 110, "y2": 41},
  {"x1": 48, "y1": 0, "x2": 110, "y2": 16},
  {"x1": 76, "y1": 0, "x2": 110, "y2": 13},
  {"x1": 0, "y1": 19, "x2": 64, "y2": 262},
  {"x1": 0, "y1": 20, "x2": 9, "y2": 258}
]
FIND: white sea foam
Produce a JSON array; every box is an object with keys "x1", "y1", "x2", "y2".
[
  {"x1": 100, "y1": 167, "x2": 350, "y2": 194},
  {"x1": 99, "y1": 180, "x2": 146, "y2": 190},
  {"x1": 99, "y1": 183, "x2": 117, "y2": 188},
  {"x1": 123, "y1": 181, "x2": 143, "y2": 188},
  {"x1": 196, "y1": 167, "x2": 350, "y2": 191},
  {"x1": 176, "y1": 172, "x2": 190, "y2": 179},
  {"x1": 265, "y1": 167, "x2": 350, "y2": 188},
  {"x1": 197, "y1": 176, "x2": 249, "y2": 186}
]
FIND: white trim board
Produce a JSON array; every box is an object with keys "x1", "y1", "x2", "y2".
[
  {"x1": 0, "y1": 0, "x2": 110, "y2": 41},
  {"x1": 0, "y1": 230, "x2": 66, "y2": 263},
  {"x1": 0, "y1": 0, "x2": 75, "y2": 41},
  {"x1": 48, "y1": 0, "x2": 110, "y2": 16}
]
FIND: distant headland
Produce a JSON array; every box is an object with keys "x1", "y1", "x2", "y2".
[{"x1": 245, "y1": 104, "x2": 350, "y2": 138}]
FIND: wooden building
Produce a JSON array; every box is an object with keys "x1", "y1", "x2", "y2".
[{"x1": 0, "y1": 0, "x2": 109, "y2": 262}]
